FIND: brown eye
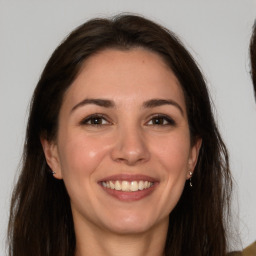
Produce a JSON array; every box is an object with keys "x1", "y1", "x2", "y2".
[
  {"x1": 151, "y1": 117, "x2": 166, "y2": 125},
  {"x1": 88, "y1": 117, "x2": 104, "y2": 125},
  {"x1": 81, "y1": 115, "x2": 110, "y2": 126},
  {"x1": 147, "y1": 115, "x2": 176, "y2": 126}
]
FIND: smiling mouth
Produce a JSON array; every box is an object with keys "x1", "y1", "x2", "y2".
[{"x1": 101, "y1": 180, "x2": 154, "y2": 192}]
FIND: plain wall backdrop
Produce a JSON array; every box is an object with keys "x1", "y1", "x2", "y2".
[{"x1": 1, "y1": 0, "x2": 256, "y2": 254}]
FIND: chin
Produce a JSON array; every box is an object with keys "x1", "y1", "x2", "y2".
[{"x1": 100, "y1": 211, "x2": 166, "y2": 235}]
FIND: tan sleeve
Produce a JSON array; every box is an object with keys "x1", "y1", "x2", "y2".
[
  {"x1": 242, "y1": 241, "x2": 256, "y2": 256},
  {"x1": 227, "y1": 251, "x2": 242, "y2": 256}
]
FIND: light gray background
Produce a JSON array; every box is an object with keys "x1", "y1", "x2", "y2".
[{"x1": 1, "y1": 0, "x2": 256, "y2": 254}]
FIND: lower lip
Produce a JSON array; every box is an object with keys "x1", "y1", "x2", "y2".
[{"x1": 100, "y1": 184, "x2": 157, "y2": 201}]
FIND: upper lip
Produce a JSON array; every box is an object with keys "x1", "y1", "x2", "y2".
[{"x1": 99, "y1": 174, "x2": 158, "y2": 183}]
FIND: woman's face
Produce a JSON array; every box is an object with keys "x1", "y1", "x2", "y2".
[{"x1": 43, "y1": 48, "x2": 201, "y2": 235}]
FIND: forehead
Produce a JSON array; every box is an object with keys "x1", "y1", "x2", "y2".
[{"x1": 62, "y1": 48, "x2": 185, "y2": 110}]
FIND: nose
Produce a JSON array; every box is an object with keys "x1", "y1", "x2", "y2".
[{"x1": 110, "y1": 125, "x2": 150, "y2": 166}]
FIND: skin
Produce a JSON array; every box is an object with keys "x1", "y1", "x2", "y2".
[{"x1": 42, "y1": 48, "x2": 201, "y2": 256}]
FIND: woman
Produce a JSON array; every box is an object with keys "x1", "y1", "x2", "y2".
[{"x1": 8, "y1": 14, "x2": 232, "y2": 256}]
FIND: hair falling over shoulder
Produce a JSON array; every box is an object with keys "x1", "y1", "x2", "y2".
[{"x1": 8, "y1": 14, "x2": 233, "y2": 256}]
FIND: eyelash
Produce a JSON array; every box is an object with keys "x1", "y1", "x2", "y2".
[
  {"x1": 146, "y1": 115, "x2": 176, "y2": 126},
  {"x1": 80, "y1": 114, "x2": 176, "y2": 127},
  {"x1": 80, "y1": 114, "x2": 111, "y2": 126}
]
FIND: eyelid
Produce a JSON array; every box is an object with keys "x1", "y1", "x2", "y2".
[
  {"x1": 145, "y1": 114, "x2": 176, "y2": 126},
  {"x1": 80, "y1": 113, "x2": 112, "y2": 126}
]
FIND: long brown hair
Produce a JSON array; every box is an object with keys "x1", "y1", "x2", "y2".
[{"x1": 8, "y1": 14, "x2": 232, "y2": 256}]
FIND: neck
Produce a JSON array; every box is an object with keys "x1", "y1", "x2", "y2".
[{"x1": 74, "y1": 218, "x2": 168, "y2": 256}]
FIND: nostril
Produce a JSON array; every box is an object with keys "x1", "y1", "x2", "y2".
[
  {"x1": 110, "y1": 129, "x2": 150, "y2": 165},
  {"x1": 112, "y1": 149, "x2": 150, "y2": 166}
]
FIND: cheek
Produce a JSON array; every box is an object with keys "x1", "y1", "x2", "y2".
[
  {"x1": 145, "y1": 133, "x2": 192, "y2": 218},
  {"x1": 153, "y1": 133, "x2": 191, "y2": 173},
  {"x1": 57, "y1": 132, "x2": 111, "y2": 179}
]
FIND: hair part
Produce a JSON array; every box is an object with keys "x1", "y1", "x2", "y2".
[{"x1": 8, "y1": 14, "x2": 232, "y2": 256}]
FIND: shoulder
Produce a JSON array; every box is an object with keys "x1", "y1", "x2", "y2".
[
  {"x1": 226, "y1": 251, "x2": 242, "y2": 256},
  {"x1": 242, "y1": 241, "x2": 256, "y2": 256},
  {"x1": 227, "y1": 241, "x2": 256, "y2": 256}
]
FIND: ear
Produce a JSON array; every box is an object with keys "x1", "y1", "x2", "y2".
[
  {"x1": 40, "y1": 137, "x2": 63, "y2": 179},
  {"x1": 186, "y1": 137, "x2": 202, "y2": 179}
]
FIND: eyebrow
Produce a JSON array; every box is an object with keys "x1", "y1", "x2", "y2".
[
  {"x1": 71, "y1": 99, "x2": 115, "y2": 112},
  {"x1": 143, "y1": 99, "x2": 184, "y2": 116},
  {"x1": 71, "y1": 98, "x2": 184, "y2": 116}
]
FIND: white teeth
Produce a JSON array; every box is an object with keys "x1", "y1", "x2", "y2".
[
  {"x1": 115, "y1": 181, "x2": 122, "y2": 191},
  {"x1": 121, "y1": 181, "x2": 129, "y2": 191},
  {"x1": 109, "y1": 181, "x2": 115, "y2": 189},
  {"x1": 130, "y1": 181, "x2": 138, "y2": 191},
  {"x1": 138, "y1": 180, "x2": 144, "y2": 190},
  {"x1": 102, "y1": 180, "x2": 153, "y2": 192}
]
